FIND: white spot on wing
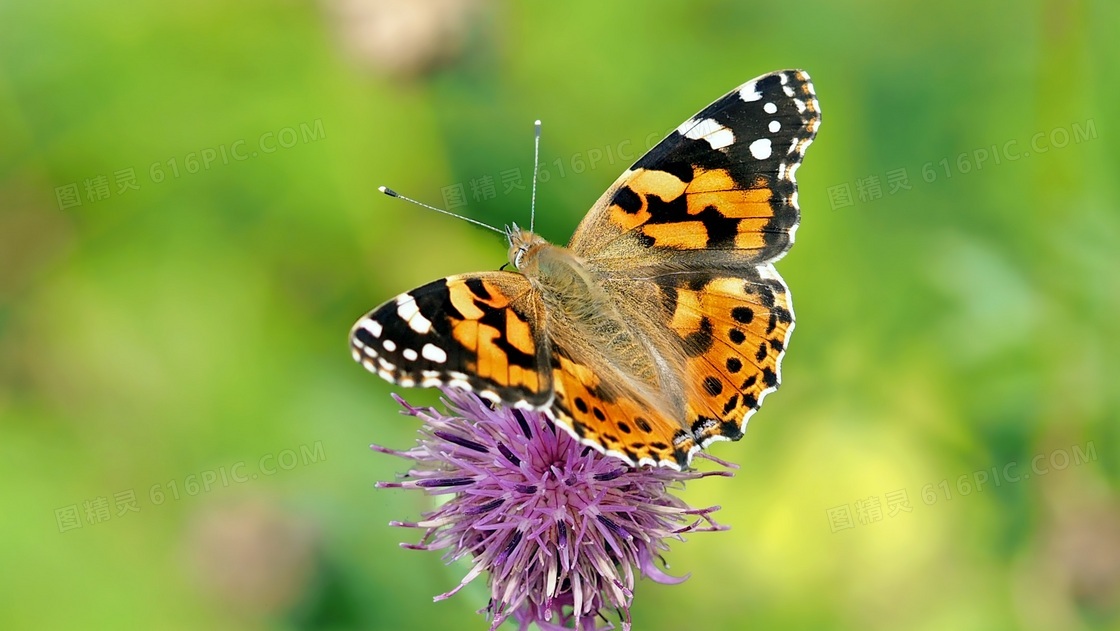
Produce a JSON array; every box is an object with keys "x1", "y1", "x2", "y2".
[
  {"x1": 738, "y1": 80, "x2": 762, "y2": 102},
  {"x1": 705, "y1": 128, "x2": 735, "y2": 150},
  {"x1": 749, "y1": 138, "x2": 772, "y2": 160},
  {"x1": 422, "y1": 344, "x2": 448, "y2": 363},
  {"x1": 676, "y1": 117, "x2": 739, "y2": 150},
  {"x1": 402, "y1": 348, "x2": 418, "y2": 361},
  {"x1": 382, "y1": 340, "x2": 396, "y2": 352},
  {"x1": 769, "y1": 120, "x2": 781, "y2": 133},
  {"x1": 360, "y1": 319, "x2": 382, "y2": 338},
  {"x1": 680, "y1": 117, "x2": 735, "y2": 150},
  {"x1": 763, "y1": 102, "x2": 777, "y2": 114},
  {"x1": 396, "y1": 295, "x2": 432, "y2": 334}
]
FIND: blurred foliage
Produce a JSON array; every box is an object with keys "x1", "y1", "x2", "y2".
[{"x1": 1, "y1": 0, "x2": 1118, "y2": 629}]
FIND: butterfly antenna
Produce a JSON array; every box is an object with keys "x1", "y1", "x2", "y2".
[
  {"x1": 377, "y1": 186, "x2": 505, "y2": 235},
  {"x1": 530, "y1": 119, "x2": 541, "y2": 234}
]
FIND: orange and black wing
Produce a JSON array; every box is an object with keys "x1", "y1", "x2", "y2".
[
  {"x1": 569, "y1": 69, "x2": 820, "y2": 268},
  {"x1": 350, "y1": 272, "x2": 552, "y2": 407},
  {"x1": 650, "y1": 267, "x2": 796, "y2": 448}
]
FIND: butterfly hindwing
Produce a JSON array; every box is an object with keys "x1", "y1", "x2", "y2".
[
  {"x1": 350, "y1": 272, "x2": 552, "y2": 406},
  {"x1": 548, "y1": 349, "x2": 695, "y2": 469},
  {"x1": 652, "y1": 267, "x2": 795, "y2": 446},
  {"x1": 569, "y1": 69, "x2": 820, "y2": 267}
]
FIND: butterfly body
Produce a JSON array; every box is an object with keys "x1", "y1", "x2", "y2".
[{"x1": 353, "y1": 70, "x2": 820, "y2": 469}]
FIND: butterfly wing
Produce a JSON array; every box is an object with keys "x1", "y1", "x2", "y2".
[
  {"x1": 547, "y1": 345, "x2": 697, "y2": 470},
  {"x1": 568, "y1": 69, "x2": 820, "y2": 268},
  {"x1": 563, "y1": 70, "x2": 819, "y2": 457},
  {"x1": 644, "y1": 267, "x2": 795, "y2": 447},
  {"x1": 350, "y1": 272, "x2": 552, "y2": 406}
]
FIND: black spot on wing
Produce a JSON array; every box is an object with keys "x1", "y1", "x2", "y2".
[
  {"x1": 703, "y1": 376, "x2": 723, "y2": 396},
  {"x1": 681, "y1": 317, "x2": 714, "y2": 357},
  {"x1": 612, "y1": 186, "x2": 642, "y2": 214},
  {"x1": 722, "y1": 393, "x2": 740, "y2": 416},
  {"x1": 731, "y1": 306, "x2": 754, "y2": 323},
  {"x1": 717, "y1": 420, "x2": 744, "y2": 441},
  {"x1": 464, "y1": 277, "x2": 491, "y2": 301},
  {"x1": 685, "y1": 275, "x2": 709, "y2": 292},
  {"x1": 762, "y1": 367, "x2": 778, "y2": 388}
]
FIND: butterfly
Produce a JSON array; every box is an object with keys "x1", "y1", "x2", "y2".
[{"x1": 351, "y1": 69, "x2": 820, "y2": 469}]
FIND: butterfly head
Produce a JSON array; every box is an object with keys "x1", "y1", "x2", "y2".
[{"x1": 505, "y1": 223, "x2": 547, "y2": 272}]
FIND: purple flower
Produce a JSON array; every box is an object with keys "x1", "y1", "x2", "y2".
[{"x1": 373, "y1": 389, "x2": 733, "y2": 630}]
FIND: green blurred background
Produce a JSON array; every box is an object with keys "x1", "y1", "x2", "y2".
[{"x1": 1, "y1": 1, "x2": 1117, "y2": 629}]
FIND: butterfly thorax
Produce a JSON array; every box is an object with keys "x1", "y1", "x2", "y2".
[{"x1": 510, "y1": 229, "x2": 664, "y2": 394}]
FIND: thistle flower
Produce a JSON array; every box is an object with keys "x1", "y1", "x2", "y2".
[{"x1": 373, "y1": 389, "x2": 733, "y2": 630}]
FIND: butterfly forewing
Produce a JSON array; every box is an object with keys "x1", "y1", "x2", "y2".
[
  {"x1": 569, "y1": 69, "x2": 820, "y2": 267},
  {"x1": 350, "y1": 272, "x2": 552, "y2": 406}
]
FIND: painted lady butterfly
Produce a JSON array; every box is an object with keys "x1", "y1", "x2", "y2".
[{"x1": 352, "y1": 69, "x2": 820, "y2": 469}]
